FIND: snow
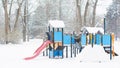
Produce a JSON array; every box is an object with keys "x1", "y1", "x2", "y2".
[
  {"x1": 48, "y1": 20, "x2": 65, "y2": 28},
  {"x1": 76, "y1": 45, "x2": 110, "y2": 62},
  {"x1": 0, "y1": 39, "x2": 120, "y2": 68},
  {"x1": 81, "y1": 27, "x2": 104, "y2": 34}
]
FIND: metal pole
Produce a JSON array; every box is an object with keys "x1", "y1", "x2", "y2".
[
  {"x1": 104, "y1": 18, "x2": 106, "y2": 34},
  {"x1": 74, "y1": 47, "x2": 76, "y2": 57},
  {"x1": 48, "y1": 25, "x2": 50, "y2": 58},
  {"x1": 66, "y1": 46, "x2": 68, "y2": 58},
  {"x1": 43, "y1": 51, "x2": 45, "y2": 56},
  {"x1": 46, "y1": 48, "x2": 48, "y2": 56},
  {"x1": 110, "y1": 34, "x2": 112, "y2": 60},
  {"x1": 92, "y1": 34, "x2": 94, "y2": 48},
  {"x1": 53, "y1": 28, "x2": 55, "y2": 58},
  {"x1": 62, "y1": 28, "x2": 64, "y2": 58},
  {"x1": 77, "y1": 48, "x2": 78, "y2": 54},
  {"x1": 70, "y1": 34, "x2": 72, "y2": 58}
]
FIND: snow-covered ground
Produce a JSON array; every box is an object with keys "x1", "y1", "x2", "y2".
[{"x1": 0, "y1": 39, "x2": 120, "y2": 68}]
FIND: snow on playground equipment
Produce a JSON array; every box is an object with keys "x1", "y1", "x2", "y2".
[
  {"x1": 102, "y1": 33, "x2": 118, "y2": 59},
  {"x1": 76, "y1": 31, "x2": 118, "y2": 60},
  {"x1": 95, "y1": 34, "x2": 101, "y2": 45},
  {"x1": 49, "y1": 31, "x2": 64, "y2": 58},
  {"x1": 102, "y1": 34, "x2": 112, "y2": 59},
  {"x1": 63, "y1": 34, "x2": 75, "y2": 58},
  {"x1": 89, "y1": 33, "x2": 118, "y2": 60},
  {"x1": 47, "y1": 20, "x2": 77, "y2": 58},
  {"x1": 24, "y1": 20, "x2": 117, "y2": 60},
  {"x1": 24, "y1": 20, "x2": 78, "y2": 60},
  {"x1": 48, "y1": 20, "x2": 64, "y2": 58}
]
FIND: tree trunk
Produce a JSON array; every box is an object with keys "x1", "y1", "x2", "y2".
[
  {"x1": 46, "y1": 0, "x2": 50, "y2": 21},
  {"x1": 13, "y1": 0, "x2": 24, "y2": 31},
  {"x1": 2, "y1": 0, "x2": 9, "y2": 44},
  {"x1": 8, "y1": 0, "x2": 13, "y2": 31},
  {"x1": 26, "y1": 0, "x2": 29, "y2": 42},
  {"x1": 23, "y1": 1, "x2": 27, "y2": 42},
  {"x1": 91, "y1": 0, "x2": 98, "y2": 27},
  {"x1": 84, "y1": 0, "x2": 89, "y2": 26},
  {"x1": 76, "y1": 0, "x2": 82, "y2": 30},
  {"x1": 59, "y1": 0, "x2": 61, "y2": 20},
  {"x1": 13, "y1": 8, "x2": 20, "y2": 31}
]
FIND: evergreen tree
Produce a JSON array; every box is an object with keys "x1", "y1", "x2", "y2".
[{"x1": 106, "y1": 0, "x2": 120, "y2": 38}]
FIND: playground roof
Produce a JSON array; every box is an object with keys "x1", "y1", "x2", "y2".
[
  {"x1": 48, "y1": 20, "x2": 65, "y2": 28},
  {"x1": 81, "y1": 27, "x2": 104, "y2": 34}
]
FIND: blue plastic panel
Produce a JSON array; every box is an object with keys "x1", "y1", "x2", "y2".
[
  {"x1": 54, "y1": 32, "x2": 62, "y2": 41},
  {"x1": 64, "y1": 35, "x2": 71, "y2": 44},
  {"x1": 102, "y1": 34, "x2": 111, "y2": 46},
  {"x1": 95, "y1": 34, "x2": 101, "y2": 45},
  {"x1": 54, "y1": 50, "x2": 63, "y2": 56},
  {"x1": 58, "y1": 50, "x2": 63, "y2": 56},
  {"x1": 81, "y1": 34, "x2": 86, "y2": 46},
  {"x1": 63, "y1": 35, "x2": 75, "y2": 44},
  {"x1": 54, "y1": 50, "x2": 59, "y2": 56},
  {"x1": 49, "y1": 50, "x2": 63, "y2": 57},
  {"x1": 71, "y1": 36, "x2": 75, "y2": 44}
]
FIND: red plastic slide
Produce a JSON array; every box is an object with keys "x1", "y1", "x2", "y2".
[{"x1": 24, "y1": 40, "x2": 52, "y2": 60}]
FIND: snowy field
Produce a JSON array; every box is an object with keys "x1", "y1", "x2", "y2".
[{"x1": 0, "y1": 39, "x2": 120, "y2": 68}]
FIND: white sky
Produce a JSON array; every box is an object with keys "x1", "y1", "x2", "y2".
[{"x1": 96, "y1": 0, "x2": 113, "y2": 15}]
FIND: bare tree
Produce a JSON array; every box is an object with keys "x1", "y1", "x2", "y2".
[
  {"x1": 84, "y1": 0, "x2": 89, "y2": 26},
  {"x1": 23, "y1": 0, "x2": 27, "y2": 42},
  {"x1": 91, "y1": 0, "x2": 98, "y2": 27},
  {"x1": 46, "y1": 0, "x2": 50, "y2": 21},
  {"x1": 2, "y1": 0, "x2": 9, "y2": 44},
  {"x1": 13, "y1": 0, "x2": 24, "y2": 31},
  {"x1": 59, "y1": 0, "x2": 62, "y2": 20},
  {"x1": 22, "y1": 0, "x2": 40, "y2": 42},
  {"x1": 8, "y1": 0, "x2": 13, "y2": 31},
  {"x1": 76, "y1": 0, "x2": 82, "y2": 30},
  {"x1": 2, "y1": 0, "x2": 24, "y2": 44}
]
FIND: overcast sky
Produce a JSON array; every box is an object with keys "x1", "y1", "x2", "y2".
[{"x1": 96, "y1": 0, "x2": 112, "y2": 15}]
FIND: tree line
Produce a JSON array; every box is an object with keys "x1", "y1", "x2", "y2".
[{"x1": 0, "y1": 0, "x2": 105, "y2": 44}]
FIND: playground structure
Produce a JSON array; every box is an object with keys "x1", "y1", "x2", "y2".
[{"x1": 24, "y1": 20, "x2": 118, "y2": 60}]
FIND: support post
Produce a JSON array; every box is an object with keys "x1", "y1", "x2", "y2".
[
  {"x1": 46, "y1": 47, "x2": 48, "y2": 56},
  {"x1": 70, "y1": 34, "x2": 72, "y2": 58},
  {"x1": 43, "y1": 51, "x2": 45, "y2": 56},
  {"x1": 48, "y1": 25, "x2": 50, "y2": 58},
  {"x1": 111, "y1": 33, "x2": 115, "y2": 57},
  {"x1": 66, "y1": 46, "x2": 68, "y2": 58},
  {"x1": 53, "y1": 28, "x2": 55, "y2": 58},
  {"x1": 92, "y1": 34, "x2": 94, "y2": 48},
  {"x1": 62, "y1": 28, "x2": 64, "y2": 58},
  {"x1": 74, "y1": 47, "x2": 76, "y2": 57},
  {"x1": 77, "y1": 48, "x2": 78, "y2": 54},
  {"x1": 104, "y1": 18, "x2": 106, "y2": 34},
  {"x1": 110, "y1": 34, "x2": 112, "y2": 60}
]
